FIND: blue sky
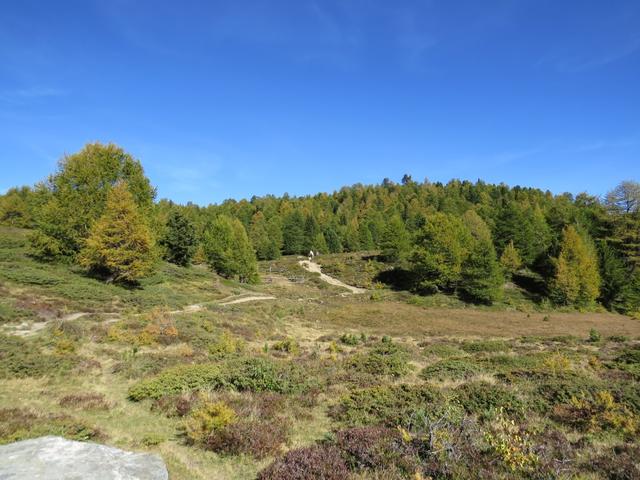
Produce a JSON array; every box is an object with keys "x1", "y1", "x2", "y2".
[{"x1": 1, "y1": 0, "x2": 639, "y2": 204}]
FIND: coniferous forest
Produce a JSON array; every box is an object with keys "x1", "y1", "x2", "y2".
[{"x1": 1, "y1": 142, "x2": 638, "y2": 314}]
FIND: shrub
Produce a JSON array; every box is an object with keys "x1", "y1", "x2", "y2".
[
  {"x1": 0, "y1": 408, "x2": 103, "y2": 445},
  {"x1": 184, "y1": 400, "x2": 236, "y2": 444},
  {"x1": 552, "y1": 390, "x2": 637, "y2": 435},
  {"x1": 590, "y1": 444, "x2": 640, "y2": 480},
  {"x1": 205, "y1": 417, "x2": 290, "y2": 459},
  {"x1": 420, "y1": 359, "x2": 481, "y2": 381},
  {"x1": 330, "y1": 384, "x2": 443, "y2": 428},
  {"x1": 346, "y1": 341, "x2": 411, "y2": 378},
  {"x1": 340, "y1": 333, "x2": 361, "y2": 346},
  {"x1": 588, "y1": 328, "x2": 601, "y2": 343},
  {"x1": 128, "y1": 357, "x2": 313, "y2": 400},
  {"x1": 420, "y1": 343, "x2": 466, "y2": 359},
  {"x1": 59, "y1": 393, "x2": 110, "y2": 410},
  {"x1": 208, "y1": 330, "x2": 244, "y2": 357},
  {"x1": 272, "y1": 338, "x2": 300, "y2": 355},
  {"x1": 257, "y1": 446, "x2": 349, "y2": 480},
  {"x1": 0, "y1": 334, "x2": 78, "y2": 379},
  {"x1": 334, "y1": 426, "x2": 416, "y2": 473},
  {"x1": 455, "y1": 382, "x2": 525, "y2": 419},
  {"x1": 484, "y1": 409, "x2": 539, "y2": 474},
  {"x1": 534, "y1": 376, "x2": 604, "y2": 412},
  {"x1": 128, "y1": 364, "x2": 224, "y2": 400},
  {"x1": 461, "y1": 340, "x2": 509, "y2": 353}
]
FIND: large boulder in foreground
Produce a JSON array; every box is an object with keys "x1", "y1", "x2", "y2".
[{"x1": 0, "y1": 436, "x2": 168, "y2": 479}]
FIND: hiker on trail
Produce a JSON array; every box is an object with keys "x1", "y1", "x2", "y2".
[{"x1": 308, "y1": 250, "x2": 314, "y2": 262}]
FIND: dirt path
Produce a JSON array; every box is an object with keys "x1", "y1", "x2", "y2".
[
  {"x1": 3, "y1": 293, "x2": 279, "y2": 337},
  {"x1": 219, "y1": 295, "x2": 276, "y2": 306},
  {"x1": 299, "y1": 260, "x2": 366, "y2": 294}
]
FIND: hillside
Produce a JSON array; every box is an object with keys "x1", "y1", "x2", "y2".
[{"x1": 1, "y1": 225, "x2": 640, "y2": 479}]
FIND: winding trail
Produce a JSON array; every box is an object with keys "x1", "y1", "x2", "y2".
[{"x1": 298, "y1": 260, "x2": 367, "y2": 294}]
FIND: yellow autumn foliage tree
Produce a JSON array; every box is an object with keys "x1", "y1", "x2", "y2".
[
  {"x1": 79, "y1": 181, "x2": 156, "y2": 283},
  {"x1": 553, "y1": 225, "x2": 600, "y2": 307}
]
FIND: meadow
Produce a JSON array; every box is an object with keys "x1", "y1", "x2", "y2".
[{"x1": 1, "y1": 226, "x2": 639, "y2": 479}]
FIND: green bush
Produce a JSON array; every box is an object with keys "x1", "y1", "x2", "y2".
[
  {"x1": 420, "y1": 359, "x2": 482, "y2": 381},
  {"x1": 421, "y1": 343, "x2": 467, "y2": 359},
  {"x1": 461, "y1": 340, "x2": 509, "y2": 353},
  {"x1": 534, "y1": 376, "x2": 604, "y2": 413},
  {"x1": 346, "y1": 341, "x2": 411, "y2": 378},
  {"x1": 454, "y1": 381, "x2": 525, "y2": 419},
  {"x1": 128, "y1": 357, "x2": 313, "y2": 400},
  {"x1": 330, "y1": 384, "x2": 443, "y2": 427},
  {"x1": 0, "y1": 334, "x2": 78, "y2": 379}
]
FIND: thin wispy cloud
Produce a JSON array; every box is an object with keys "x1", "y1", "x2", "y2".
[
  {"x1": 538, "y1": 36, "x2": 640, "y2": 73},
  {"x1": 0, "y1": 87, "x2": 68, "y2": 103}
]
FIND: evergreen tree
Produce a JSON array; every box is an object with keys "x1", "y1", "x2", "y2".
[
  {"x1": 203, "y1": 215, "x2": 258, "y2": 283},
  {"x1": 553, "y1": 225, "x2": 601, "y2": 307},
  {"x1": 380, "y1": 215, "x2": 411, "y2": 263},
  {"x1": 282, "y1": 211, "x2": 305, "y2": 255},
  {"x1": 78, "y1": 181, "x2": 156, "y2": 284},
  {"x1": 343, "y1": 219, "x2": 361, "y2": 252},
  {"x1": 249, "y1": 212, "x2": 281, "y2": 260},
  {"x1": 324, "y1": 226, "x2": 342, "y2": 253},
  {"x1": 598, "y1": 241, "x2": 629, "y2": 311},
  {"x1": 459, "y1": 211, "x2": 503, "y2": 304},
  {"x1": 160, "y1": 210, "x2": 197, "y2": 266},
  {"x1": 412, "y1": 213, "x2": 472, "y2": 293},
  {"x1": 500, "y1": 240, "x2": 522, "y2": 278}
]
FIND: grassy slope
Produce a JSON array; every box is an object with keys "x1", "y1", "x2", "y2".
[{"x1": 1, "y1": 227, "x2": 639, "y2": 479}]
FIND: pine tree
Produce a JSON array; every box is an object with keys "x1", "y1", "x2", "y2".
[
  {"x1": 500, "y1": 240, "x2": 522, "y2": 278},
  {"x1": 553, "y1": 225, "x2": 601, "y2": 307},
  {"x1": 78, "y1": 181, "x2": 156, "y2": 283},
  {"x1": 160, "y1": 210, "x2": 197, "y2": 266},
  {"x1": 282, "y1": 211, "x2": 305, "y2": 255},
  {"x1": 459, "y1": 210, "x2": 503, "y2": 304},
  {"x1": 380, "y1": 215, "x2": 411, "y2": 263},
  {"x1": 324, "y1": 226, "x2": 342, "y2": 253},
  {"x1": 203, "y1": 215, "x2": 258, "y2": 283}
]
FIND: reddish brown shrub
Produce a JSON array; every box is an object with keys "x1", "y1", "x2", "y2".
[
  {"x1": 59, "y1": 393, "x2": 110, "y2": 410},
  {"x1": 590, "y1": 444, "x2": 640, "y2": 480},
  {"x1": 205, "y1": 417, "x2": 290, "y2": 459},
  {"x1": 257, "y1": 446, "x2": 348, "y2": 480},
  {"x1": 334, "y1": 426, "x2": 415, "y2": 471}
]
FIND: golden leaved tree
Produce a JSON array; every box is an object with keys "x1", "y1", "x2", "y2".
[
  {"x1": 79, "y1": 181, "x2": 156, "y2": 283},
  {"x1": 553, "y1": 225, "x2": 600, "y2": 307}
]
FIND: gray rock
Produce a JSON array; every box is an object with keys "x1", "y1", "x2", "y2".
[{"x1": 0, "y1": 436, "x2": 168, "y2": 480}]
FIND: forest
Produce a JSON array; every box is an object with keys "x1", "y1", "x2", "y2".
[{"x1": 2, "y1": 142, "x2": 638, "y2": 315}]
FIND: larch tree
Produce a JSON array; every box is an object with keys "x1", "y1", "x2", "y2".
[
  {"x1": 411, "y1": 212, "x2": 472, "y2": 293},
  {"x1": 79, "y1": 181, "x2": 156, "y2": 284},
  {"x1": 553, "y1": 225, "x2": 601, "y2": 307},
  {"x1": 30, "y1": 142, "x2": 155, "y2": 260},
  {"x1": 500, "y1": 240, "x2": 522, "y2": 278}
]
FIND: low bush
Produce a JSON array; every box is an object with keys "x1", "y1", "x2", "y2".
[
  {"x1": 534, "y1": 376, "x2": 604, "y2": 412},
  {"x1": 346, "y1": 341, "x2": 411, "y2": 378},
  {"x1": 420, "y1": 359, "x2": 481, "y2": 381},
  {"x1": 454, "y1": 381, "x2": 525, "y2": 419},
  {"x1": 184, "y1": 400, "x2": 236, "y2": 444},
  {"x1": 271, "y1": 338, "x2": 300, "y2": 355},
  {"x1": 461, "y1": 340, "x2": 509, "y2": 353},
  {"x1": 589, "y1": 444, "x2": 640, "y2": 480},
  {"x1": 420, "y1": 343, "x2": 466, "y2": 359},
  {"x1": 205, "y1": 417, "x2": 290, "y2": 459},
  {"x1": 257, "y1": 446, "x2": 349, "y2": 480},
  {"x1": 128, "y1": 357, "x2": 313, "y2": 400},
  {"x1": 0, "y1": 408, "x2": 104, "y2": 445},
  {"x1": 551, "y1": 390, "x2": 637, "y2": 435},
  {"x1": 59, "y1": 393, "x2": 110, "y2": 410},
  {"x1": 0, "y1": 334, "x2": 78, "y2": 379},
  {"x1": 330, "y1": 384, "x2": 443, "y2": 427}
]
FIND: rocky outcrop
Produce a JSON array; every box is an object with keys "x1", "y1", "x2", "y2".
[{"x1": 0, "y1": 436, "x2": 168, "y2": 479}]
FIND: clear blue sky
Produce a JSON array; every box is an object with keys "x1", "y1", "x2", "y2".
[{"x1": 1, "y1": 0, "x2": 639, "y2": 204}]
